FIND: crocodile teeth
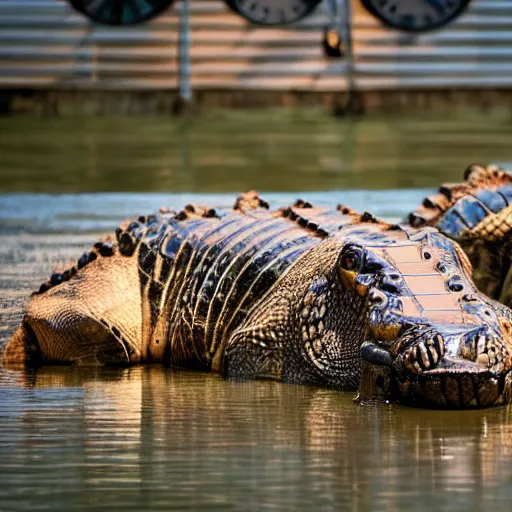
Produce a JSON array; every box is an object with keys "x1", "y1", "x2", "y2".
[
  {"x1": 477, "y1": 335, "x2": 486, "y2": 355},
  {"x1": 476, "y1": 353, "x2": 490, "y2": 367},
  {"x1": 435, "y1": 335, "x2": 445, "y2": 358},
  {"x1": 418, "y1": 344, "x2": 431, "y2": 369},
  {"x1": 428, "y1": 344, "x2": 439, "y2": 365},
  {"x1": 488, "y1": 348, "x2": 497, "y2": 366},
  {"x1": 401, "y1": 334, "x2": 445, "y2": 373},
  {"x1": 404, "y1": 352, "x2": 421, "y2": 373}
]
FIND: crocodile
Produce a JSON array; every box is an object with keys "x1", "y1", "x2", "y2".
[
  {"x1": 3, "y1": 189, "x2": 512, "y2": 409},
  {"x1": 408, "y1": 164, "x2": 512, "y2": 308}
]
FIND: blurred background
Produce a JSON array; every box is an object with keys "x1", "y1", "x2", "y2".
[
  {"x1": 1, "y1": 0, "x2": 512, "y2": 195},
  {"x1": 2, "y1": 0, "x2": 512, "y2": 195},
  {"x1": 2, "y1": 0, "x2": 512, "y2": 111}
]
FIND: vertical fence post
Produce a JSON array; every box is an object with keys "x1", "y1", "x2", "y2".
[
  {"x1": 176, "y1": 0, "x2": 192, "y2": 112},
  {"x1": 339, "y1": 0, "x2": 362, "y2": 114},
  {"x1": 341, "y1": 0, "x2": 354, "y2": 91},
  {"x1": 91, "y1": 42, "x2": 98, "y2": 85}
]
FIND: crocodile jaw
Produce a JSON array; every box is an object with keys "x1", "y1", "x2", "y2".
[{"x1": 357, "y1": 329, "x2": 512, "y2": 409}]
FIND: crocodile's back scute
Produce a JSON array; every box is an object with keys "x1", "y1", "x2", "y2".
[{"x1": 139, "y1": 207, "x2": 338, "y2": 368}]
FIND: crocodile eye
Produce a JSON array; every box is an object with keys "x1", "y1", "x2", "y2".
[
  {"x1": 422, "y1": 248, "x2": 432, "y2": 260},
  {"x1": 340, "y1": 247, "x2": 363, "y2": 272},
  {"x1": 342, "y1": 253, "x2": 357, "y2": 270}
]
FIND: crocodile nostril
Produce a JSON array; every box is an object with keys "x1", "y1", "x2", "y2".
[
  {"x1": 369, "y1": 292, "x2": 383, "y2": 305},
  {"x1": 368, "y1": 289, "x2": 388, "y2": 308},
  {"x1": 436, "y1": 262, "x2": 447, "y2": 274},
  {"x1": 365, "y1": 262, "x2": 384, "y2": 272},
  {"x1": 363, "y1": 253, "x2": 386, "y2": 273},
  {"x1": 381, "y1": 280, "x2": 400, "y2": 294},
  {"x1": 447, "y1": 276, "x2": 464, "y2": 293}
]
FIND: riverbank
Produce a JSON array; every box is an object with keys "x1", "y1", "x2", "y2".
[{"x1": 3, "y1": 88, "x2": 512, "y2": 118}]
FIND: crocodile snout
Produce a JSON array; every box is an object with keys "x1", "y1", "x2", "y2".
[{"x1": 359, "y1": 319, "x2": 512, "y2": 408}]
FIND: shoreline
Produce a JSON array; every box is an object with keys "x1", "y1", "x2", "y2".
[{"x1": 3, "y1": 88, "x2": 512, "y2": 118}]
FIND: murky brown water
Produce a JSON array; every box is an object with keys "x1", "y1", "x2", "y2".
[
  {"x1": 1, "y1": 113, "x2": 512, "y2": 511},
  {"x1": 1, "y1": 365, "x2": 512, "y2": 511}
]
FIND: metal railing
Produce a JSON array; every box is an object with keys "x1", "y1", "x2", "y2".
[{"x1": 1, "y1": 0, "x2": 512, "y2": 95}]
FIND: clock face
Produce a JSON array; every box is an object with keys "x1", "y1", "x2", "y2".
[
  {"x1": 361, "y1": 0, "x2": 472, "y2": 32},
  {"x1": 224, "y1": 0, "x2": 323, "y2": 25},
  {"x1": 68, "y1": 0, "x2": 175, "y2": 26}
]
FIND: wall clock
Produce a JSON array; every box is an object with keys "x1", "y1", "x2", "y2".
[
  {"x1": 224, "y1": 0, "x2": 323, "y2": 25},
  {"x1": 68, "y1": 0, "x2": 175, "y2": 26},
  {"x1": 360, "y1": 0, "x2": 472, "y2": 32}
]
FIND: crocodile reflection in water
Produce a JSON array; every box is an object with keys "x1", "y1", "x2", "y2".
[{"x1": 8, "y1": 365, "x2": 512, "y2": 509}]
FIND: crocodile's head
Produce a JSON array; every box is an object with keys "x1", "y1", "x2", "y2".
[
  {"x1": 344, "y1": 224, "x2": 512, "y2": 408},
  {"x1": 408, "y1": 164, "x2": 512, "y2": 307}
]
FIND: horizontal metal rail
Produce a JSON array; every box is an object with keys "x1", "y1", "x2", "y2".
[{"x1": 0, "y1": 0, "x2": 511, "y2": 91}]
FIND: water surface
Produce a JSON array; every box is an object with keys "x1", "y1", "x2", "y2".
[
  {"x1": 1, "y1": 113, "x2": 512, "y2": 511},
  {"x1": 2, "y1": 111, "x2": 512, "y2": 193},
  {"x1": 1, "y1": 366, "x2": 512, "y2": 511}
]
